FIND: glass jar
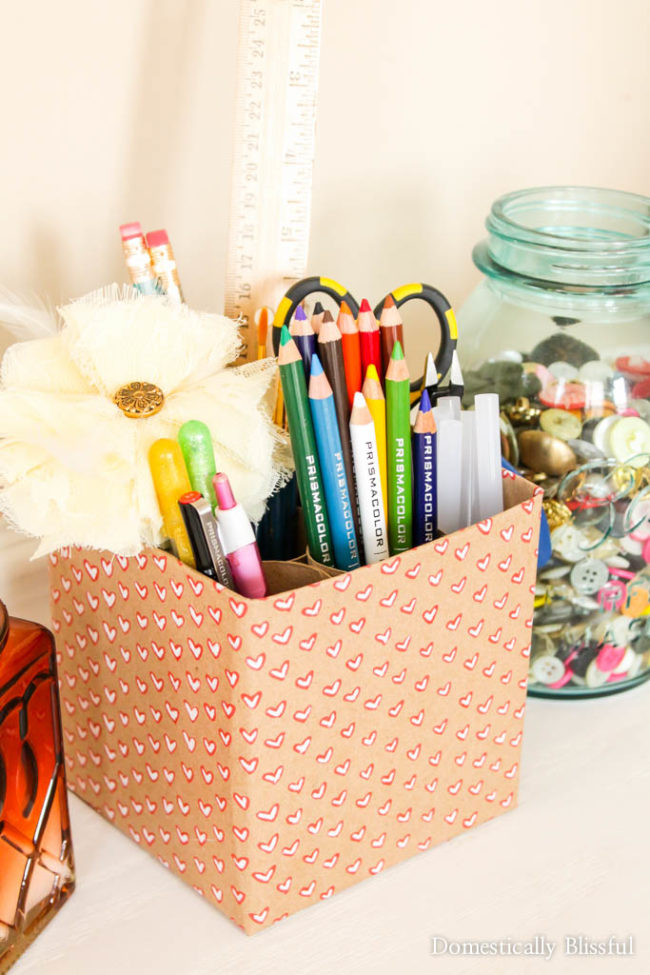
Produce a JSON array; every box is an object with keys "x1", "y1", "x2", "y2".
[
  {"x1": 0, "y1": 598, "x2": 75, "y2": 970},
  {"x1": 459, "y1": 186, "x2": 650, "y2": 698}
]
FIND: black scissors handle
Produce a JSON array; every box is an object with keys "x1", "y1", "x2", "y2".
[
  {"x1": 271, "y1": 277, "x2": 457, "y2": 392},
  {"x1": 272, "y1": 276, "x2": 358, "y2": 355}
]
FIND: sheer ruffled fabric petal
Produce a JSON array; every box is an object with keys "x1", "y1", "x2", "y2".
[
  {"x1": 1, "y1": 335, "x2": 91, "y2": 394},
  {"x1": 0, "y1": 288, "x2": 290, "y2": 556},
  {"x1": 60, "y1": 287, "x2": 240, "y2": 396}
]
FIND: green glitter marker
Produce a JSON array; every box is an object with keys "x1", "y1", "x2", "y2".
[{"x1": 178, "y1": 420, "x2": 218, "y2": 511}]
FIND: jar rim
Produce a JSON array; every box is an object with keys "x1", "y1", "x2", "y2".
[
  {"x1": 489, "y1": 186, "x2": 650, "y2": 252},
  {"x1": 479, "y1": 186, "x2": 650, "y2": 294}
]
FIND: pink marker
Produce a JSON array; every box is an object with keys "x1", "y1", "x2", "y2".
[{"x1": 213, "y1": 473, "x2": 267, "y2": 598}]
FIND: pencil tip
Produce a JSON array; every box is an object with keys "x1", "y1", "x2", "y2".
[
  {"x1": 359, "y1": 297, "x2": 371, "y2": 312},
  {"x1": 365, "y1": 364, "x2": 379, "y2": 382},
  {"x1": 421, "y1": 388, "x2": 432, "y2": 411},
  {"x1": 340, "y1": 300, "x2": 351, "y2": 316},
  {"x1": 322, "y1": 309, "x2": 334, "y2": 323},
  {"x1": 383, "y1": 294, "x2": 395, "y2": 308},
  {"x1": 313, "y1": 301, "x2": 324, "y2": 315},
  {"x1": 280, "y1": 324, "x2": 292, "y2": 346},
  {"x1": 391, "y1": 340, "x2": 404, "y2": 361},
  {"x1": 295, "y1": 305, "x2": 307, "y2": 321},
  {"x1": 310, "y1": 353, "x2": 324, "y2": 376},
  {"x1": 352, "y1": 391, "x2": 366, "y2": 409}
]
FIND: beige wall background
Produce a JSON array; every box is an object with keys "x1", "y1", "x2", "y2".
[{"x1": 1, "y1": 0, "x2": 649, "y2": 324}]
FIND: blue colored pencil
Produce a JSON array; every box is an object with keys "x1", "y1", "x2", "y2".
[
  {"x1": 289, "y1": 305, "x2": 317, "y2": 381},
  {"x1": 308, "y1": 355, "x2": 361, "y2": 570},
  {"x1": 413, "y1": 388, "x2": 437, "y2": 545}
]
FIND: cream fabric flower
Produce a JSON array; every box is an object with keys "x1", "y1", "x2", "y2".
[{"x1": 0, "y1": 285, "x2": 290, "y2": 557}]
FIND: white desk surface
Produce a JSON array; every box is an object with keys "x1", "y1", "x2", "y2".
[{"x1": 3, "y1": 527, "x2": 649, "y2": 975}]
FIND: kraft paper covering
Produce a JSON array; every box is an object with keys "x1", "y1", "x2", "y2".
[{"x1": 50, "y1": 473, "x2": 541, "y2": 934}]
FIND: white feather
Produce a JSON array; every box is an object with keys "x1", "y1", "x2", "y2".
[{"x1": 0, "y1": 286, "x2": 58, "y2": 340}]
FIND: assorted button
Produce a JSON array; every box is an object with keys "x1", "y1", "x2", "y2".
[{"x1": 463, "y1": 335, "x2": 650, "y2": 694}]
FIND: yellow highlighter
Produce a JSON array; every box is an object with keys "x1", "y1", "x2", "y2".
[{"x1": 148, "y1": 438, "x2": 195, "y2": 567}]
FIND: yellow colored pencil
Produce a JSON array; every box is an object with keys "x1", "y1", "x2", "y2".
[{"x1": 362, "y1": 363, "x2": 388, "y2": 520}]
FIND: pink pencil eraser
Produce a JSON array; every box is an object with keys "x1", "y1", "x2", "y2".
[
  {"x1": 119, "y1": 222, "x2": 143, "y2": 240},
  {"x1": 145, "y1": 229, "x2": 169, "y2": 248}
]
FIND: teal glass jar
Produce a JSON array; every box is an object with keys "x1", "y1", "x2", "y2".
[{"x1": 459, "y1": 187, "x2": 650, "y2": 698}]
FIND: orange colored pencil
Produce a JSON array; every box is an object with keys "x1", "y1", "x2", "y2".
[
  {"x1": 338, "y1": 300, "x2": 362, "y2": 408},
  {"x1": 256, "y1": 307, "x2": 269, "y2": 359}
]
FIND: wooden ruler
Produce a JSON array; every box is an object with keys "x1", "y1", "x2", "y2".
[{"x1": 224, "y1": 0, "x2": 322, "y2": 360}]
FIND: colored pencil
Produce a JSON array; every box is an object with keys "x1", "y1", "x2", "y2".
[
  {"x1": 362, "y1": 364, "x2": 388, "y2": 520},
  {"x1": 349, "y1": 392, "x2": 389, "y2": 564},
  {"x1": 278, "y1": 327, "x2": 334, "y2": 566},
  {"x1": 308, "y1": 355, "x2": 360, "y2": 570},
  {"x1": 289, "y1": 305, "x2": 317, "y2": 381},
  {"x1": 385, "y1": 341, "x2": 412, "y2": 554},
  {"x1": 412, "y1": 388, "x2": 437, "y2": 545},
  {"x1": 379, "y1": 294, "x2": 404, "y2": 377},
  {"x1": 358, "y1": 297, "x2": 381, "y2": 378},
  {"x1": 273, "y1": 380, "x2": 285, "y2": 427},
  {"x1": 257, "y1": 307, "x2": 270, "y2": 359},
  {"x1": 317, "y1": 310, "x2": 361, "y2": 542},
  {"x1": 338, "y1": 300, "x2": 362, "y2": 408},
  {"x1": 311, "y1": 300, "x2": 325, "y2": 336}
]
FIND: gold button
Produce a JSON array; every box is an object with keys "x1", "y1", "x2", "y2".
[{"x1": 114, "y1": 382, "x2": 164, "y2": 418}]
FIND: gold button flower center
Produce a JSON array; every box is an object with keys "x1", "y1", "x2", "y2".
[{"x1": 114, "y1": 382, "x2": 164, "y2": 418}]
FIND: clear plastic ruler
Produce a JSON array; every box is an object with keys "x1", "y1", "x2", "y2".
[{"x1": 224, "y1": 0, "x2": 322, "y2": 361}]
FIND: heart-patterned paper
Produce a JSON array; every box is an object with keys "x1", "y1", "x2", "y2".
[{"x1": 50, "y1": 474, "x2": 541, "y2": 934}]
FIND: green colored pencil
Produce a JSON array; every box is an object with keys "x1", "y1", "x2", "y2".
[
  {"x1": 386, "y1": 341, "x2": 412, "y2": 554},
  {"x1": 278, "y1": 325, "x2": 334, "y2": 566}
]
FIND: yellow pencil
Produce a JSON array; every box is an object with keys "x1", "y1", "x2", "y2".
[{"x1": 362, "y1": 363, "x2": 388, "y2": 520}]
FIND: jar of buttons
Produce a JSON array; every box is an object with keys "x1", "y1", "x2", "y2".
[{"x1": 459, "y1": 186, "x2": 650, "y2": 697}]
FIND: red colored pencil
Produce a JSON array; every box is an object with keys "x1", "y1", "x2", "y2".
[
  {"x1": 358, "y1": 297, "x2": 382, "y2": 380},
  {"x1": 338, "y1": 300, "x2": 362, "y2": 408}
]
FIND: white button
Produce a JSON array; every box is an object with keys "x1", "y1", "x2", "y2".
[
  {"x1": 609, "y1": 417, "x2": 650, "y2": 467},
  {"x1": 586, "y1": 659, "x2": 611, "y2": 688},
  {"x1": 549, "y1": 361, "x2": 579, "y2": 381},
  {"x1": 531, "y1": 655, "x2": 566, "y2": 685},
  {"x1": 579, "y1": 360, "x2": 614, "y2": 382},
  {"x1": 603, "y1": 614, "x2": 634, "y2": 646},
  {"x1": 592, "y1": 415, "x2": 620, "y2": 456},
  {"x1": 551, "y1": 524, "x2": 590, "y2": 562},
  {"x1": 570, "y1": 558, "x2": 610, "y2": 595},
  {"x1": 612, "y1": 646, "x2": 636, "y2": 674}
]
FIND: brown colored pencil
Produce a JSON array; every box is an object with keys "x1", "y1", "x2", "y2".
[
  {"x1": 311, "y1": 300, "x2": 325, "y2": 336},
  {"x1": 318, "y1": 310, "x2": 362, "y2": 544},
  {"x1": 379, "y1": 294, "x2": 405, "y2": 377}
]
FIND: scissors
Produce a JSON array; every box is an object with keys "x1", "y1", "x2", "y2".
[{"x1": 271, "y1": 275, "x2": 458, "y2": 393}]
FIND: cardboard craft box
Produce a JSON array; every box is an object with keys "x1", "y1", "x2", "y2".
[{"x1": 50, "y1": 473, "x2": 541, "y2": 934}]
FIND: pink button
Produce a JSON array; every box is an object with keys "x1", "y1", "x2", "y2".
[
  {"x1": 596, "y1": 643, "x2": 626, "y2": 673},
  {"x1": 548, "y1": 669, "x2": 573, "y2": 689},
  {"x1": 597, "y1": 580, "x2": 627, "y2": 612}
]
